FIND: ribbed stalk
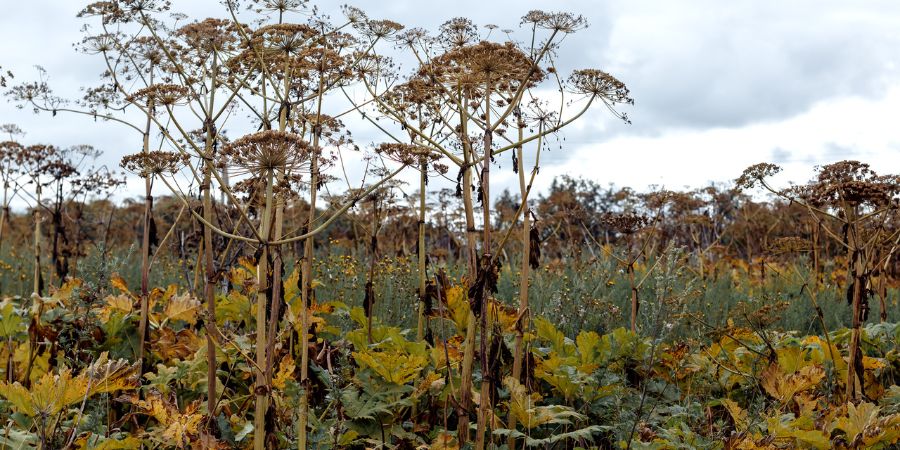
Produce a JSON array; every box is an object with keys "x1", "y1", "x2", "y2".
[
  {"x1": 254, "y1": 170, "x2": 275, "y2": 450},
  {"x1": 474, "y1": 83, "x2": 493, "y2": 450},
  {"x1": 507, "y1": 138, "x2": 530, "y2": 445},
  {"x1": 416, "y1": 162, "x2": 427, "y2": 342}
]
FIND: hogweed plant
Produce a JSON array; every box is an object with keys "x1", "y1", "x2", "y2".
[
  {"x1": 739, "y1": 160, "x2": 900, "y2": 401},
  {"x1": 3, "y1": 2, "x2": 639, "y2": 448},
  {"x1": 353, "y1": 11, "x2": 632, "y2": 446}
]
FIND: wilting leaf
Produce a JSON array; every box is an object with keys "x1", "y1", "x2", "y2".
[
  {"x1": 151, "y1": 328, "x2": 201, "y2": 361},
  {"x1": 98, "y1": 294, "x2": 133, "y2": 323},
  {"x1": 504, "y1": 376, "x2": 587, "y2": 429},
  {"x1": 272, "y1": 354, "x2": 295, "y2": 390},
  {"x1": 722, "y1": 398, "x2": 748, "y2": 432},
  {"x1": 120, "y1": 390, "x2": 203, "y2": 449},
  {"x1": 110, "y1": 273, "x2": 133, "y2": 296},
  {"x1": 760, "y1": 363, "x2": 824, "y2": 404},
  {"x1": 0, "y1": 352, "x2": 137, "y2": 418},
  {"x1": 162, "y1": 292, "x2": 200, "y2": 325},
  {"x1": 831, "y1": 402, "x2": 900, "y2": 448}
]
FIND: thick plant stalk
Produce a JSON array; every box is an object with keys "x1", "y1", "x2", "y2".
[
  {"x1": 629, "y1": 262, "x2": 638, "y2": 333},
  {"x1": 202, "y1": 148, "x2": 218, "y2": 422},
  {"x1": 0, "y1": 181, "x2": 7, "y2": 250},
  {"x1": 457, "y1": 130, "x2": 478, "y2": 444},
  {"x1": 507, "y1": 137, "x2": 530, "y2": 444},
  {"x1": 137, "y1": 102, "x2": 153, "y2": 369},
  {"x1": 846, "y1": 209, "x2": 866, "y2": 401},
  {"x1": 32, "y1": 184, "x2": 42, "y2": 298},
  {"x1": 298, "y1": 116, "x2": 322, "y2": 450},
  {"x1": 203, "y1": 54, "x2": 220, "y2": 424},
  {"x1": 416, "y1": 162, "x2": 427, "y2": 342},
  {"x1": 254, "y1": 171, "x2": 275, "y2": 450},
  {"x1": 474, "y1": 85, "x2": 493, "y2": 450}
]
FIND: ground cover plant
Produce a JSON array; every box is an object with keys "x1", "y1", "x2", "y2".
[{"x1": 0, "y1": 1, "x2": 899, "y2": 449}]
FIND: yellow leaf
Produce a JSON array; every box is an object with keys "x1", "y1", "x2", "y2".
[
  {"x1": 760, "y1": 363, "x2": 824, "y2": 404},
  {"x1": 98, "y1": 294, "x2": 133, "y2": 323},
  {"x1": 353, "y1": 349, "x2": 428, "y2": 385},
  {"x1": 830, "y1": 402, "x2": 900, "y2": 447},
  {"x1": 217, "y1": 291, "x2": 251, "y2": 324},
  {"x1": 110, "y1": 273, "x2": 132, "y2": 296},
  {"x1": 430, "y1": 432, "x2": 459, "y2": 450},
  {"x1": 163, "y1": 292, "x2": 201, "y2": 325},
  {"x1": 151, "y1": 328, "x2": 202, "y2": 362},
  {"x1": 83, "y1": 352, "x2": 140, "y2": 397},
  {"x1": 0, "y1": 352, "x2": 137, "y2": 418},
  {"x1": 272, "y1": 355, "x2": 295, "y2": 390},
  {"x1": 503, "y1": 376, "x2": 585, "y2": 429},
  {"x1": 45, "y1": 278, "x2": 83, "y2": 308},
  {"x1": 122, "y1": 390, "x2": 203, "y2": 449},
  {"x1": 444, "y1": 286, "x2": 470, "y2": 336},
  {"x1": 722, "y1": 399, "x2": 748, "y2": 432},
  {"x1": 283, "y1": 267, "x2": 300, "y2": 304}
]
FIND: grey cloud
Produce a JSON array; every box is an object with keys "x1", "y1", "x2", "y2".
[
  {"x1": 600, "y1": 1, "x2": 900, "y2": 132},
  {"x1": 822, "y1": 142, "x2": 858, "y2": 161},
  {"x1": 770, "y1": 147, "x2": 792, "y2": 164}
]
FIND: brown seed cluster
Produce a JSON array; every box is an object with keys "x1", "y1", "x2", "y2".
[
  {"x1": 768, "y1": 236, "x2": 811, "y2": 255},
  {"x1": 807, "y1": 160, "x2": 900, "y2": 208},
  {"x1": 736, "y1": 162, "x2": 782, "y2": 190},
  {"x1": 125, "y1": 84, "x2": 191, "y2": 106},
  {"x1": 423, "y1": 41, "x2": 544, "y2": 96},
  {"x1": 376, "y1": 143, "x2": 443, "y2": 170},
  {"x1": 220, "y1": 130, "x2": 312, "y2": 176},
  {"x1": 120, "y1": 151, "x2": 189, "y2": 177},
  {"x1": 568, "y1": 69, "x2": 632, "y2": 104},
  {"x1": 600, "y1": 212, "x2": 650, "y2": 234}
]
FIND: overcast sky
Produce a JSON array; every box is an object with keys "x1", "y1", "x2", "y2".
[{"x1": 2, "y1": 0, "x2": 900, "y2": 204}]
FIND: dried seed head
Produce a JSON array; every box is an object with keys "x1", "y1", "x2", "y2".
[
  {"x1": 522, "y1": 10, "x2": 587, "y2": 33},
  {"x1": 121, "y1": 151, "x2": 189, "y2": 177},
  {"x1": 736, "y1": 163, "x2": 782, "y2": 190},
  {"x1": 40, "y1": 160, "x2": 78, "y2": 181},
  {"x1": 768, "y1": 237, "x2": 810, "y2": 255},
  {"x1": 220, "y1": 130, "x2": 311, "y2": 176},
  {"x1": 252, "y1": 23, "x2": 318, "y2": 57},
  {"x1": 252, "y1": 0, "x2": 307, "y2": 15},
  {"x1": 424, "y1": 41, "x2": 544, "y2": 95},
  {"x1": 80, "y1": 33, "x2": 119, "y2": 54},
  {"x1": 0, "y1": 141, "x2": 24, "y2": 164},
  {"x1": 439, "y1": 17, "x2": 478, "y2": 48},
  {"x1": 568, "y1": 69, "x2": 632, "y2": 104},
  {"x1": 126, "y1": 84, "x2": 191, "y2": 106},
  {"x1": 376, "y1": 143, "x2": 441, "y2": 168},
  {"x1": 600, "y1": 212, "x2": 649, "y2": 234},
  {"x1": 176, "y1": 19, "x2": 244, "y2": 55},
  {"x1": 341, "y1": 5, "x2": 368, "y2": 24},
  {"x1": 362, "y1": 19, "x2": 405, "y2": 39},
  {"x1": 78, "y1": 1, "x2": 129, "y2": 24},
  {"x1": 19, "y1": 145, "x2": 59, "y2": 174},
  {"x1": 807, "y1": 160, "x2": 900, "y2": 208}
]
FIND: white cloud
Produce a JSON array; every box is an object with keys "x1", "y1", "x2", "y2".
[{"x1": 526, "y1": 84, "x2": 900, "y2": 194}]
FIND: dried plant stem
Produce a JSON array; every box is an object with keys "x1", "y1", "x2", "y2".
[
  {"x1": 137, "y1": 99, "x2": 154, "y2": 372},
  {"x1": 254, "y1": 170, "x2": 275, "y2": 450},
  {"x1": 298, "y1": 97, "x2": 324, "y2": 450},
  {"x1": 416, "y1": 162, "x2": 427, "y2": 342},
  {"x1": 507, "y1": 131, "x2": 532, "y2": 445},
  {"x1": 457, "y1": 130, "x2": 478, "y2": 444},
  {"x1": 474, "y1": 84, "x2": 494, "y2": 450}
]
